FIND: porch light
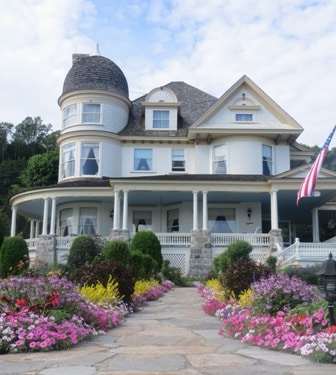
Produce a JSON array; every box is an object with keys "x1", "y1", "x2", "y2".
[
  {"x1": 247, "y1": 208, "x2": 252, "y2": 220},
  {"x1": 317, "y1": 252, "x2": 336, "y2": 326}
]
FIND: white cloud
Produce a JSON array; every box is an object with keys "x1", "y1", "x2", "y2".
[{"x1": 1, "y1": 0, "x2": 336, "y2": 147}]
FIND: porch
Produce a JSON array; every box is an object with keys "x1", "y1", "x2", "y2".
[{"x1": 26, "y1": 231, "x2": 271, "y2": 276}]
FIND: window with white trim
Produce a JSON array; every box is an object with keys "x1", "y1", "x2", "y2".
[
  {"x1": 62, "y1": 143, "x2": 75, "y2": 178},
  {"x1": 134, "y1": 148, "x2": 152, "y2": 171},
  {"x1": 79, "y1": 207, "x2": 97, "y2": 235},
  {"x1": 172, "y1": 148, "x2": 185, "y2": 172},
  {"x1": 63, "y1": 104, "x2": 77, "y2": 128},
  {"x1": 81, "y1": 143, "x2": 99, "y2": 176},
  {"x1": 59, "y1": 208, "x2": 73, "y2": 236},
  {"x1": 153, "y1": 110, "x2": 169, "y2": 128},
  {"x1": 209, "y1": 208, "x2": 235, "y2": 233},
  {"x1": 82, "y1": 103, "x2": 101, "y2": 123},
  {"x1": 167, "y1": 209, "x2": 179, "y2": 232},
  {"x1": 235, "y1": 113, "x2": 253, "y2": 121},
  {"x1": 262, "y1": 144, "x2": 273, "y2": 175},
  {"x1": 213, "y1": 144, "x2": 227, "y2": 174}
]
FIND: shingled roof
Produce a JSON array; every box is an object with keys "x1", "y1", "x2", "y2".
[
  {"x1": 62, "y1": 55, "x2": 129, "y2": 98},
  {"x1": 119, "y1": 81, "x2": 217, "y2": 136}
]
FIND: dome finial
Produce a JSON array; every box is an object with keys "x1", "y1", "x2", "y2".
[{"x1": 92, "y1": 43, "x2": 101, "y2": 56}]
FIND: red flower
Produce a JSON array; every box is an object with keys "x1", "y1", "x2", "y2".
[
  {"x1": 327, "y1": 325, "x2": 336, "y2": 334},
  {"x1": 15, "y1": 298, "x2": 28, "y2": 308}
]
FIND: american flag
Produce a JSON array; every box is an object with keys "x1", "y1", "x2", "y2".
[{"x1": 297, "y1": 125, "x2": 336, "y2": 206}]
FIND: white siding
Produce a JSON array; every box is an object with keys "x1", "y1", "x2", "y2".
[
  {"x1": 100, "y1": 140, "x2": 122, "y2": 177},
  {"x1": 228, "y1": 139, "x2": 262, "y2": 174},
  {"x1": 274, "y1": 145, "x2": 290, "y2": 174},
  {"x1": 194, "y1": 145, "x2": 210, "y2": 174}
]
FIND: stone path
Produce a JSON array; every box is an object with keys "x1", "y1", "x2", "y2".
[{"x1": 1, "y1": 287, "x2": 335, "y2": 374}]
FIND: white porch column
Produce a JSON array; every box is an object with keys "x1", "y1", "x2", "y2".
[
  {"x1": 10, "y1": 206, "x2": 17, "y2": 237},
  {"x1": 193, "y1": 191, "x2": 198, "y2": 230},
  {"x1": 202, "y1": 191, "x2": 208, "y2": 230},
  {"x1": 122, "y1": 190, "x2": 129, "y2": 230},
  {"x1": 270, "y1": 190, "x2": 279, "y2": 229},
  {"x1": 30, "y1": 220, "x2": 34, "y2": 239},
  {"x1": 49, "y1": 198, "x2": 57, "y2": 235},
  {"x1": 312, "y1": 208, "x2": 320, "y2": 242},
  {"x1": 42, "y1": 198, "x2": 49, "y2": 235},
  {"x1": 113, "y1": 190, "x2": 120, "y2": 230},
  {"x1": 35, "y1": 221, "x2": 40, "y2": 237}
]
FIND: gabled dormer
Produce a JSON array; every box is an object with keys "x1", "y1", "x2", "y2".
[{"x1": 142, "y1": 86, "x2": 181, "y2": 131}]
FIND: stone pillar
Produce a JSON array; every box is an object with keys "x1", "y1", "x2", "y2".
[
  {"x1": 34, "y1": 235, "x2": 57, "y2": 270},
  {"x1": 189, "y1": 229, "x2": 212, "y2": 277},
  {"x1": 109, "y1": 229, "x2": 130, "y2": 243}
]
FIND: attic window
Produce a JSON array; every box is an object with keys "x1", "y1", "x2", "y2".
[
  {"x1": 153, "y1": 110, "x2": 169, "y2": 128},
  {"x1": 235, "y1": 113, "x2": 253, "y2": 121}
]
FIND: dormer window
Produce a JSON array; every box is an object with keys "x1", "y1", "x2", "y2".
[
  {"x1": 153, "y1": 110, "x2": 169, "y2": 128},
  {"x1": 142, "y1": 86, "x2": 180, "y2": 131}
]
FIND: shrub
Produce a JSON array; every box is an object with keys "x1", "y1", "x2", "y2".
[
  {"x1": 161, "y1": 260, "x2": 183, "y2": 286},
  {"x1": 69, "y1": 259, "x2": 136, "y2": 303},
  {"x1": 265, "y1": 255, "x2": 277, "y2": 272},
  {"x1": 251, "y1": 273, "x2": 321, "y2": 316},
  {"x1": 0, "y1": 236, "x2": 30, "y2": 277},
  {"x1": 282, "y1": 264, "x2": 321, "y2": 286},
  {"x1": 213, "y1": 240, "x2": 252, "y2": 274},
  {"x1": 67, "y1": 235, "x2": 101, "y2": 269},
  {"x1": 130, "y1": 231, "x2": 163, "y2": 271},
  {"x1": 220, "y1": 258, "x2": 273, "y2": 298},
  {"x1": 102, "y1": 240, "x2": 130, "y2": 265},
  {"x1": 130, "y1": 250, "x2": 157, "y2": 280},
  {"x1": 79, "y1": 275, "x2": 122, "y2": 305}
]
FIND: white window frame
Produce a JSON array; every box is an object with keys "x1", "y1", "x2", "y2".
[
  {"x1": 262, "y1": 144, "x2": 273, "y2": 175},
  {"x1": 133, "y1": 210, "x2": 152, "y2": 232},
  {"x1": 235, "y1": 113, "x2": 253, "y2": 122},
  {"x1": 63, "y1": 104, "x2": 77, "y2": 128},
  {"x1": 134, "y1": 148, "x2": 153, "y2": 171},
  {"x1": 81, "y1": 142, "x2": 100, "y2": 176},
  {"x1": 153, "y1": 110, "x2": 169, "y2": 128},
  {"x1": 61, "y1": 143, "x2": 76, "y2": 178},
  {"x1": 213, "y1": 144, "x2": 227, "y2": 174},
  {"x1": 79, "y1": 207, "x2": 97, "y2": 235},
  {"x1": 82, "y1": 103, "x2": 101, "y2": 124},
  {"x1": 172, "y1": 148, "x2": 185, "y2": 172},
  {"x1": 59, "y1": 208, "x2": 73, "y2": 236}
]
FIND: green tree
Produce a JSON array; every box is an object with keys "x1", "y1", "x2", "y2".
[
  {"x1": 0, "y1": 122, "x2": 13, "y2": 161},
  {"x1": 19, "y1": 148, "x2": 59, "y2": 188}
]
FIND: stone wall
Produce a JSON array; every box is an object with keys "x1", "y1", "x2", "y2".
[{"x1": 35, "y1": 235, "x2": 57, "y2": 271}]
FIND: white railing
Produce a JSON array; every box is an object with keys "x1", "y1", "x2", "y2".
[
  {"x1": 275, "y1": 239, "x2": 336, "y2": 267},
  {"x1": 211, "y1": 233, "x2": 270, "y2": 247},
  {"x1": 155, "y1": 233, "x2": 191, "y2": 246}
]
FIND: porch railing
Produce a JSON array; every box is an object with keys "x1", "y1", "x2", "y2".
[
  {"x1": 275, "y1": 239, "x2": 336, "y2": 267},
  {"x1": 211, "y1": 233, "x2": 270, "y2": 247}
]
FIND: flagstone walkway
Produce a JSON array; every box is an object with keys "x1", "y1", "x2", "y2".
[{"x1": 1, "y1": 287, "x2": 335, "y2": 374}]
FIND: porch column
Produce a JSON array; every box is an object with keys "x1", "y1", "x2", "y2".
[
  {"x1": 312, "y1": 208, "x2": 320, "y2": 242},
  {"x1": 122, "y1": 190, "x2": 129, "y2": 230},
  {"x1": 270, "y1": 190, "x2": 279, "y2": 229},
  {"x1": 35, "y1": 221, "x2": 40, "y2": 238},
  {"x1": 10, "y1": 205, "x2": 17, "y2": 237},
  {"x1": 113, "y1": 190, "x2": 120, "y2": 230},
  {"x1": 49, "y1": 198, "x2": 57, "y2": 235},
  {"x1": 42, "y1": 198, "x2": 49, "y2": 235},
  {"x1": 202, "y1": 191, "x2": 208, "y2": 230},
  {"x1": 193, "y1": 191, "x2": 198, "y2": 230},
  {"x1": 30, "y1": 220, "x2": 34, "y2": 239}
]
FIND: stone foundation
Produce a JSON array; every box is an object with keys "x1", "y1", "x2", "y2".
[
  {"x1": 35, "y1": 235, "x2": 56, "y2": 271},
  {"x1": 109, "y1": 229, "x2": 130, "y2": 243},
  {"x1": 189, "y1": 230, "x2": 213, "y2": 277}
]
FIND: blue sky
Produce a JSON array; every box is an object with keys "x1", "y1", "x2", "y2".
[{"x1": 1, "y1": 0, "x2": 336, "y2": 146}]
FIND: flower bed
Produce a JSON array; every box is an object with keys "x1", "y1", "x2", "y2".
[
  {"x1": 197, "y1": 275, "x2": 336, "y2": 364},
  {"x1": 0, "y1": 275, "x2": 174, "y2": 354}
]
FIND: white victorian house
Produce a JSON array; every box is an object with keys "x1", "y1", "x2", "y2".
[{"x1": 9, "y1": 50, "x2": 336, "y2": 275}]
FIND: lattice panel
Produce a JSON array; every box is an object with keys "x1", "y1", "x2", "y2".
[{"x1": 162, "y1": 252, "x2": 189, "y2": 276}]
